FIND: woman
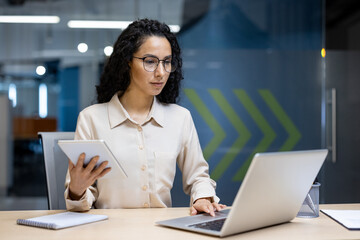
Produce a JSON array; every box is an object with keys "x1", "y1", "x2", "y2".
[{"x1": 65, "y1": 19, "x2": 225, "y2": 216}]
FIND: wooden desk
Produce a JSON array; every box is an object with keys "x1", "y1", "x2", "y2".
[{"x1": 1, "y1": 204, "x2": 360, "y2": 239}]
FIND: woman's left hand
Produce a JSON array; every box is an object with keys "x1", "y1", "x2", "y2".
[{"x1": 190, "y1": 197, "x2": 227, "y2": 217}]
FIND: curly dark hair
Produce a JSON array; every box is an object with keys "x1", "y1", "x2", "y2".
[{"x1": 96, "y1": 18, "x2": 183, "y2": 104}]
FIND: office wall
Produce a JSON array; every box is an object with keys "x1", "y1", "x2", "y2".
[
  {"x1": 79, "y1": 62, "x2": 99, "y2": 110},
  {"x1": 58, "y1": 67, "x2": 79, "y2": 131},
  {"x1": 58, "y1": 62, "x2": 100, "y2": 131},
  {"x1": 0, "y1": 94, "x2": 13, "y2": 195}
]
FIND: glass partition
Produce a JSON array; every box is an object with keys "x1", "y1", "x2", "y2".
[{"x1": 172, "y1": 0, "x2": 324, "y2": 205}]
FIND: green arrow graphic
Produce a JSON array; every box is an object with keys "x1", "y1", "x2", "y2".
[
  {"x1": 232, "y1": 89, "x2": 276, "y2": 181},
  {"x1": 209, "y1": 89, "x2": 251, "y2": 181},
  {"x1": 259, "y1": 89, "x2": 301, "y2": 151},
  {"x1": 184, "y1": 89, "x2": 226, "y2": 160}
]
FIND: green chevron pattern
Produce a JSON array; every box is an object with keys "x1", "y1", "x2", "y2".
[
  {"x1": 184, "y1": 88, "x2": 302, "y2": 182},
  {"x1": 184, "y1": 89, "x2": 226, "y2": 160},
  {"x1": 259, "y1": 89, "x2": 302, "y2": 151},
  {"x1": 232, "y1": 89, "x2": 277, "y2": 181},
  {"x1": 209, "y1": 89, "x2": 251, "y2": 181}
]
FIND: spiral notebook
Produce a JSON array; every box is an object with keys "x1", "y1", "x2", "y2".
[{"x1": 17, "y1": 212, "x2": 108, "y2": 230}]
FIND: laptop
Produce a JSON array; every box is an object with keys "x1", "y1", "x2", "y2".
[{"x1": 156, "y1": 149, "x2": 328, "y2": 237}]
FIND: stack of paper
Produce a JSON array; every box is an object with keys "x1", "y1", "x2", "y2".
[{"x1": 321, "y1": 209, "x2": 360, "y2": 230}]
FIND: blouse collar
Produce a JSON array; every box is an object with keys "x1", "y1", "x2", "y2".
[{"x1": 108, "y1": 92, "x2": 165, "y2": 129}]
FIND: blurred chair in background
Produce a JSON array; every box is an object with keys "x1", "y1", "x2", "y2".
[{"x1": 38, "y1": 132, "x2": 74, "y2": 210}]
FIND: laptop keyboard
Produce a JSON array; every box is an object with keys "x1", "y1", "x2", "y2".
[{"x1": 188, "y1": 218, "x2": 226, "y2": 231}]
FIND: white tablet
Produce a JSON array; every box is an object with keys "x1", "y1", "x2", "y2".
[{"x1": 58, "y1": 140, "x2": 127, "y2": 179}]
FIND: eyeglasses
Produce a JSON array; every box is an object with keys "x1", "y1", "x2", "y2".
[{"x1": 133, "y1": 56, "x2": 177, "y2": 73}]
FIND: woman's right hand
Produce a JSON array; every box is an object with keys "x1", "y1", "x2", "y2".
[{"x1": 68, "y1": 153, "x2": 111, "y2": 200}]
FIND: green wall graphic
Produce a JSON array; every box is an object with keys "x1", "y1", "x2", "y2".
[
  {"x1": 183, "y1": 89, "x2": 226, "y2": 160},
  {"x1": 184, "y1": 88, "x2": 302, "y2": 182},
  {"x1": 208, "y1": 89, "x2": 251, "y2": 181}
]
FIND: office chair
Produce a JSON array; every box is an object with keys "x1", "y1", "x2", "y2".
[{"x1": 38, "y1": 132, "x2": 75, "y2": 210}]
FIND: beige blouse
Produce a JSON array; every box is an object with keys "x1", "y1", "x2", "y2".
[{"x1": 64, "y1": 93, "x2": 219, "y2": 211}]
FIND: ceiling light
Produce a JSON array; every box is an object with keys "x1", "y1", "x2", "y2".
[
  {"x1": 36, "y1": 65, "x2": 46, "y2": 76},
  {"x1": 169, "y1": 25, "x2": 180, "y2": 33},
  {"x1": 0, "y1": 15, "x2": 60, "y2": 24},
  {"x1": 68, "y1": 20, "x2": 180, "y2": 32},
  {"x1": 68, "y1": 20, "x2": 132, "y2": 29},
  {"x1": 104, "y1": 46, "x2": 113, "y2": 56},
  {"x1": 77, "y1": 43, "x2": 88, "y2": 53}
]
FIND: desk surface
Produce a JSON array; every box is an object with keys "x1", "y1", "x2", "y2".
[{"x1": 1, "y1": 204, "x2": 360, "y2": 239}]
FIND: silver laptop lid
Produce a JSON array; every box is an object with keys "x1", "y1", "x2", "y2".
[
  {"x1": 220, "y1": 149, "x2": 328, "y2": 237},
  {"x1": 156, "y1": 149, "x2": 328, "y2": 237}
]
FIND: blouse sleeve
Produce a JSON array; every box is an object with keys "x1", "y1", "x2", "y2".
[
  {"x1": 176, "y1": 110, "x2": 220, "y2": 205},
  {"x1": 64, "y1": 111, "x2": 99, "y2": 211}
]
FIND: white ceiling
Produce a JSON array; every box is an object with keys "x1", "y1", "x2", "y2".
[{"x1": 0, "y1": 0, "x2": 184, "y2": 66}]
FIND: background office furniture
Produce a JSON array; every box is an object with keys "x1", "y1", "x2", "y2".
[
  {"x1": 38, "y1": 132, "x2": 74, "y2": 210},
  {"x1": 14, "y1": 117, "x2": 57, "y2": 139},
  {"x1": 1, "y1": 204, "x2": 359, "y2": 239}
]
